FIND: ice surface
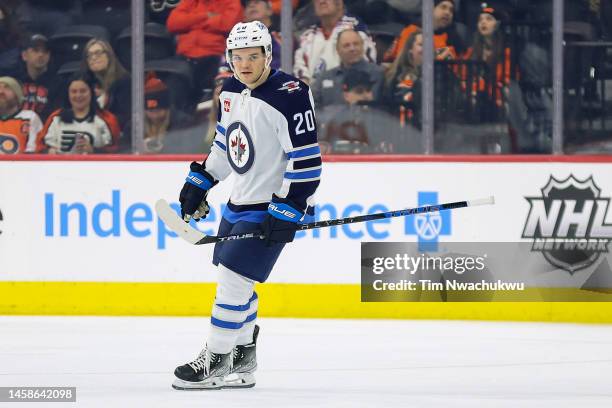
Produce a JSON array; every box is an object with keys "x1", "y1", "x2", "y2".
[{"x1": 1, "y1": 316, "x2": 612, "y2": 408}]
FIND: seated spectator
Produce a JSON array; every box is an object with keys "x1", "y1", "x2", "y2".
[
  {"x1": 317, "y1": 69, "x2": 419, "y2": 153},
  {"x1": 82, "y1": 38, "x2": 131, "y2": 129},
  {"x1": 463, "y1": 3, "x2": 513, "y2": 108},
  {"x1": 122, "y1": 73, "x2": 201, "y2": 154},
  {"x1": 166, "y1": 0, "x2": 243, "y2": 95},
  {"x1": 312, "y1": 28, "x2": 384, "y2": 108},
  {"x1": 15, "y1": 34, "x2": 61, "y2": 122},
  {"x1": 384, "y1": 0, "x2": 465, "y2": 62},
  {"x1": 294, "y1": 0, "x2": 377, "y2": 84},
  {"x1": 36, "y1": 73, "x2": 120, "y2": 154},
  {"x1": 243, "y1": 0, "x2": 282, "y2": 69},
  {"x1": 0, "y1": 76, "x2": 42, "y2": 154},
  {"x1": 0, "y1": 3, "x2": 22, "y2": 76},
  {"x1": 384, "y1": 30, "x2": 423, "y2": 126}
]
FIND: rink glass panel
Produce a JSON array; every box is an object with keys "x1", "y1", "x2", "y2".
[
  {"x1": 562, "y1": 1, "x2": 612, "y2": 154},
  {"x1": 430, "y1": 1, "x2": 553, "y2": 154}
]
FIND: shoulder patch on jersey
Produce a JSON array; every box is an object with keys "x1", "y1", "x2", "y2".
[{"x1": 277, "y1": 80, "x2": 301, "y2": 93}]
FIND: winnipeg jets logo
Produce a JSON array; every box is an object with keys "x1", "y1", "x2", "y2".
[
  {"x1": 225, "y1": 121, "x2": 255, "y2": 174},
  {"x1": 278, "y1": 81, "x2": 301, "y2": 93},
  {"x1": 231, "y1": 131, "x2": 247, "y2": 164}
]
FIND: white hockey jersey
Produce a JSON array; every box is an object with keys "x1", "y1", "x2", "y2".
[
  {"x1": 39, "y1": 109, "x2": 120, "y2": 153},
  {"x1": 294, "y1": 14, "x2": 377, "y2": 82},
  {"x1": 205, "y1": 70, "x2": 321, "y2": 220}
]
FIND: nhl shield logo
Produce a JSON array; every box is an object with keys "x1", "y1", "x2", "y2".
[
  {"x1": 522, "y1": 175, "x2": 612, "y2": 273},
  {"x1": 225, "y1": 121, "x2": 255, "y2": 174}
]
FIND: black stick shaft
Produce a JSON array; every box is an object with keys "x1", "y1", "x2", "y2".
[
  {"x1": 297, "y1": 200, "x2": 468, "y2": 230},
  {"x1": 197, "y1": 200, "x2": 470, "y2": 244}
]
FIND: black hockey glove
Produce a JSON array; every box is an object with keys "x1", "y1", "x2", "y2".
[
  {"x1": 260, "y1": 195, "x2": 304, "y2": 246},
  {"x1": 179, "y1": 161, "x2": 217, "y2": 222}
]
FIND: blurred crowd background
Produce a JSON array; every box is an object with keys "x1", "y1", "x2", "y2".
[{"x1": 0, "y1": 0, "x2": 610, "y2": 155}]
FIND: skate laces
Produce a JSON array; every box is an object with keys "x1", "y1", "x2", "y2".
[{"x1": 188, "y1": 348, "x2": 208, "y2": 372}]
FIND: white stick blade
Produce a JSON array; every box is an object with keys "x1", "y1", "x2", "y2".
[
  {"x1": 155, "y1": 199, "x2": 206, "y2": 245},
  {"x1": 467, "y1": 196, "x2": 495, "y2": 207}
]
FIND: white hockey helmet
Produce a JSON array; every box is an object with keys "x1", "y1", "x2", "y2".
[{"x1": 226, "y1": 21, "x2": 273, "y2": 71}]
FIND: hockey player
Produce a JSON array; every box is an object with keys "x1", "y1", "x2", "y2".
[{"x1": 172, "y1": 21, "x2": 321, "y2": 390}]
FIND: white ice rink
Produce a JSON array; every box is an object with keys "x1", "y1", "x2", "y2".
[{"x1": 1, "y1": 316, "x2": 612, "y2": 408}]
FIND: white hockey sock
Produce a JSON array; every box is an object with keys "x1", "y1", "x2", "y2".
[
  {"x1": 236, "y1": 292, "x2": 258, "y2": 346},
  {"x1": 207, "y1": 264, "x2": 255, "y2": 354}
]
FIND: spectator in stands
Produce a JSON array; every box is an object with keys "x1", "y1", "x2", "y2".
[
  {"x1": 317, "y1": 69, "x2": 417, "y2": 153},
  {"x1": 384, "y1": 30, "x2": 422, "y2": 127},
  {"x1": 312, "y1": 28, "x2": 384, "y2": 107},
  {"x1": 166, "y1": 0, "x2": 243, "y2": 96},
  {"x1": 243, "y1": 0, "x2": 282, "y2": 69},
  {"x1": 384, "y1": 0, "x2": 464, "y2": 62},
  {"x1": 294, "y1": 0, "x2": 377, "y2": 84},
  {"x1": 138, "y1": 73, "x2": 198, "y2": 154},
  {"x1": 82, "y1": 38, "x2": 131, "y2": 130},
  {"x1": 37, "y1": 73, "x2": 120, "y2": 154},
  {"x1": 463, "y1": 3, "x2": 512, "y2": 107},
  {"x1": 0, "y1": 76, "x2": 42, "y2": 154},
  {"x1": 15, "y1": 34, "x2": 61, "y2": 122},
  {"x1": 0, "y1": 3, "x2": 22, "y2": 76}
]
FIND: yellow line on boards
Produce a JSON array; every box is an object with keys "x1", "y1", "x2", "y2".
[{"x1": 1, "y1": 282, "x2": 612, "y2": 323}]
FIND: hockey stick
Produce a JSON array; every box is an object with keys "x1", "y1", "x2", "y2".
[{"x1": 155, "y1": 196, "x2": 494, "y2": 245}]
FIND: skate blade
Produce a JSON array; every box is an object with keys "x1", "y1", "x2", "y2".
[
  {"x1": 222, "y1": 372, "x2": 256, "y2": 389},
  {"x1": 172, "y1": 377, "x2": 225, "y2": 391}
]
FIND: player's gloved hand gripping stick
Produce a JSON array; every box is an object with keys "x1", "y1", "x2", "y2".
[
  {"x1": 178, "y1": 162, "x2": 218, "y2": 222},
  {"x1": 260, "y1": 194, "x2": 304, "y2": 246},
  {"x1": 156, "y1": 196, "x2": 495, "y2": 246}
]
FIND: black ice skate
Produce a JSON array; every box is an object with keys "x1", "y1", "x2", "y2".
[
  {"x1": 172, "y1": 347, "x2": 232, "y2": 390},
  {"x1": 224, "y1": 325, "x2": 259, "y2": 388}
]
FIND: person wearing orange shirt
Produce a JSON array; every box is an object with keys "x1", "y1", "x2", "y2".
[
  {"x1": 0, "y1": 76, "x2": 42, "y2": 154},
  {"x1": 384, "y1": 30, "x2": 423, "y2": 127},
  {"x1": 384, "y1": 0, "x2": 464, "y2": 63},
  {"x1": 166, "y1": 0, "x2": 243, "y2": 94}
]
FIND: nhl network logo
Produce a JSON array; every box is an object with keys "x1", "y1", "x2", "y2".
[{"x1": 522, "y1": 175, "x2": 612, "y2": 273}]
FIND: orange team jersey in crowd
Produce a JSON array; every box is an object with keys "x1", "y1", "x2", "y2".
[
  {"x1": 396, "y1": 77, "x2": 416, "y2": 127},
  {"x1": 166, "y1": 0, "x2": 243, "y2": 58},
  {"x1": 36, "y1": 109, "x2": 121, "y2": 153},
  {"x1": 384, "y1": 24, "x2": 457, "y2": 62},
  {"x1": 0, "y1": 110, "x2": 43, "y2": 154},
  {"x1": 462, "y1": 47, "x2": 513, "y2": 106}
]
